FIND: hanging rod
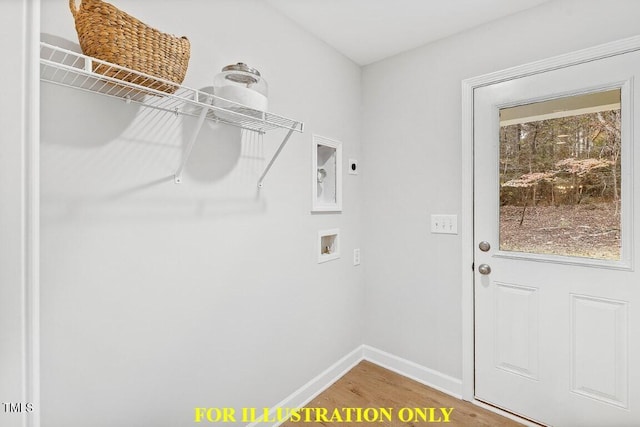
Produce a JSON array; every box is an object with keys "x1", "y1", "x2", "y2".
[{"x1": 39, "y1": 42, "x2": 304, "y2": 187}]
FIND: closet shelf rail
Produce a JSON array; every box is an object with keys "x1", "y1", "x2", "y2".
[{"x1": 39, "y1": 42, "x2": 304, "y2": 187}]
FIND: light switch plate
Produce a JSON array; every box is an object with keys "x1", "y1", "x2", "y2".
[{"x1": 431, "y1": 214, "x2": 458, "y2": 234}]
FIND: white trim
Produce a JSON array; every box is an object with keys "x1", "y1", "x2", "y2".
[
  {"x1": 362, "y1": 347, "x2": 536, "y2": 425},
  {"x1": 460, "y1": 59, "x2": 476, "y2": 403},
  {"x1": 462, "y1": 35, "x2": 640, "y2": 91},
  {"x1": 362, "y1": 345, "x2": 463, "y2": 398},
  {"x1": 247, "y1": 345, "x2": 540, "y2": 427},
  {"x1": 461, "y1": 35, "x2": 640, "y2": 405},
  {"x1": 246, "y1": 346, "x2": 363, "y2": 427},
  {"x1": 25, "y1": 1, "x2": 40, "y2": 426}
]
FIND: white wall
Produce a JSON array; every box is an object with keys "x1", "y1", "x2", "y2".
[
  {"x1": 362, "y1": 0, "x2": 640, "y2": 382},
  {"x1": 40, "y1": 1, "x2": 362, "y2": 426}
]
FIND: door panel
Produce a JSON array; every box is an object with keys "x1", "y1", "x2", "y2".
[
  {"x1": 570, "y1": 294, "x2": 628, "y2": 408},
  {"x1": 494, "y1": 282, "x2": 539, "y2": 380},
  {"x1": 474, "y1": 49, "x2": 640, "y2": 426}
]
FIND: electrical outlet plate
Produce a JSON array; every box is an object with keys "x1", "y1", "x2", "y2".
[
  {"x1": 353, "y1": 248, "x2": 361, "y2": 266},
  {"x1": 431, "y1": 214, "x2": 458, "y2": 234}
]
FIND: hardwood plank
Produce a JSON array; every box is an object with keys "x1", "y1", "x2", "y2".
[{"x1": 281, "y1": 361, "x2": 524, "y2": 426}]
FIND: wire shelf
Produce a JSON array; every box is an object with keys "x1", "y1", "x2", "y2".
[
  {"x1": 40, "y1": 42, "x2": 304, "y2": 187},
  {"x1": 39, "y1": 42, "x2": 304, "y2": 134}
]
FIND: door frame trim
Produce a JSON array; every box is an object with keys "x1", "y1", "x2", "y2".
[
  {"x1": 25, "y1": 1, "x2": 41, "y2": 426},
  {"x1": 460, "y1": 34, "x2": 640, "y2": 402}
]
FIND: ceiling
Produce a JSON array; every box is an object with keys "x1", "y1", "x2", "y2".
[{"x1": 266, "y1": 0, "x2": 553, "y2": 66}]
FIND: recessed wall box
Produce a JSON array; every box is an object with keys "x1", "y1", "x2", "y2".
[
  {"x1": 312, "y1": 135, "x2": 342, "y2": 212},
  {"x1": 318, "y1": 229, "x2": 340, "y2": 263}
]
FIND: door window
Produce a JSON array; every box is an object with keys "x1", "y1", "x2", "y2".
[{"x1": 499, "y1": 89, "x2": 621, "y2": 260}]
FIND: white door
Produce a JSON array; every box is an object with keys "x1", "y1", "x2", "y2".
[{"x1": 474, "y1": 50, "x2": 640, "y2": 426}]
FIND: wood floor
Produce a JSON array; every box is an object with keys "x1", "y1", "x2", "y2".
[{"x1": 281, "y1": 361, "x2": 523, "y2": 426}]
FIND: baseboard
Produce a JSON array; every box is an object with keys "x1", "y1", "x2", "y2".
[
  {"x1": 362, "y1": 345, "x2": 463, "y2": 399},
  {"x1": 246, "y1": 346, "x2": 364, "y2": 427},
  {"x1": 247, "y1": 345, "x2": 463, "y2": 427},
  {"x1": 363, "y1": 346, "x2": 534, "y2": 425}
]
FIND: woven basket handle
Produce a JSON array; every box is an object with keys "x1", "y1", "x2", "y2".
[{"x1": 69, "y1": 0, "x2": 79, "y2": 18}]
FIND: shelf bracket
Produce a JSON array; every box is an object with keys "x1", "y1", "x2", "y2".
[
  {"x1": 41, "y1": 43, "x2": 305, "y2": 187},
  {"x1": 257, "y1": 127, "x2": 296, "y2": 188},
  {"x1": 174, "y1": 101, "x2": 210, "y2": 184}
]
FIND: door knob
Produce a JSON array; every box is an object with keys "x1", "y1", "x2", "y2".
[
  {"x1": 478, "y1": 264, "x2": 492, "y2": 275},
  {"x1": 478, "y1": 241, "x2": 491, "y2": 252}
]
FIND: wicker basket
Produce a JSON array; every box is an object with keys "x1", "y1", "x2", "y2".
[{"x1": 69, "y1": 0, "x2": 190, "y2": 94}]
